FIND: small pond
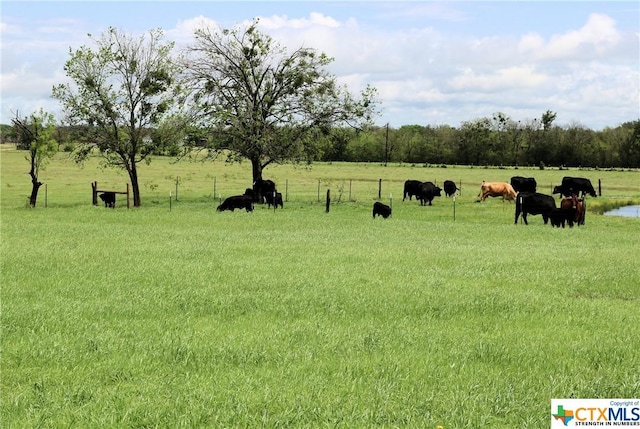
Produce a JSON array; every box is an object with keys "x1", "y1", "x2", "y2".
[{"x1": 604, "y1": 205, "x2": 640, "y2": 218}]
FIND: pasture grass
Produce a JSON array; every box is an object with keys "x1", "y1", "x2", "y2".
[{"x1": 2, "y1": 148, "x2": 639, "y2": 427}]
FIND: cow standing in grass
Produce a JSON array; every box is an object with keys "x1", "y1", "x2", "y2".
[
  {"x1": 253, "y1": 179, "x2": 277, "y2": 204},
  {"x1": 99, "y1": 192, "x2": 116, "y2": 208},
  {"x1": 510, "y1": 176, "x2": 537, "y2": 193},
  {"x1": 265, "y1": 191, "x2": 284, "y2": 209},
  {"x1": 514, "y1": 192, "x2": 556, "y2": 225},
  {"x1": 419, "y1": 182, "x2": 442, "y2": 206},
  {"x1": 553, "y1": 177, "x2": 597, "y2": 198},
  {"x1": 560, "y1": 196, "x2": 586, "y2": 226},
  {"x1": 443, "y1": 180, "x2": 459, "y2": 197},
  {"x1": 403, "y1": 180, "x2": 423, "y2": 201}
]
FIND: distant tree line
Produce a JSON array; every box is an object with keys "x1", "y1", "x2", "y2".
[
  {"x1": 314, "y1": 113, "x2": 640, "y2": 169},
  {"x1": 3, "y1": 113, "x2": 639, "y2": 169}
]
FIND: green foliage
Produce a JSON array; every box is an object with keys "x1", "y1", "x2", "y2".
[
  {"x1": 52, "y1": 27, "x2": 180, "y2": 206},
  {"x1": 10, "y1": 108, "x2": 58, "y2": 206},
  {"x1": 180, "y1": 18, "x2": 379, "y2": 181}
]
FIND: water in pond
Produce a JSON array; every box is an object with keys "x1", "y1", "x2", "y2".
[{"x1": 604, "y1": 205, "x2": 640, "y2": 218}]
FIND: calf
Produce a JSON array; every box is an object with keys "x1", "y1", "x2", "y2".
[
  {"x1": 514, "y1": 192, "x2": 556, "y2": 225},
  {"x1": 265, "y1": 191, "x2": 284, "y2": 209},
  {"x1": 216, "y1": 195, "x2": 254, "y2": 212},
  {"x1": 443, "y1": 180, "x2": 458, "y2": 197},
  {"x1": 549, "y1": 208, "x2": 574, "y2": 228},
  {"x1": 373, "y1": 202, "x2": 392, "y2": 219},
  {"x1": 99, "y1": 192, "x2": 116, "y2": 208}
]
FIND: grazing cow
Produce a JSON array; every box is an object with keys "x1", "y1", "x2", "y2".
[
  {"x1": 216, "y1": 195, "x2": 254, "y2": 212},
  {"x1": 549, "y1": 208, "x2": 574, "y2": 228},
  {"x1": 253, "y1": 179, "x2": 277, "y2": 203},
  {"x1": 514, "y1": 192, "x2": 556, "y2": 225},
  {"x1": 403, "y1": 180, "x2": 424, "y2": 201},
  {"x1": 560, "y1": 196, "x2": 586, "y2": 226},
  {"x1": 553, "y1": 177, "x2": 597, "y2": 198},
  {"x1": 99, "y1": 192, "x2": 116, "y2": 208},
  {"x1": 265, "y1": 191, "x2": 284, "y2": 209},
  {"x1": 510, "y1": 176, "x2": 537, "y2": 193},
  {"x1": 478, "y1": 181, "x2": 518, "y2": 202},
  {"x1": 419, "y1": 182, "x2": 442, "y2": 206},
  {"x1": 443, "y1": 180, "x2": 459, "y2": 197},
  {"x1": 373, "y1": 202, "x2": 392, "y2": 219}
]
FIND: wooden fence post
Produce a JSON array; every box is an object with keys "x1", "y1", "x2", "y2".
[
  {"x1": 378, "y1": 178, "x2": 382, "y2": 200},
  {"x1": 325, "y1": 189, "x2": 330, "y2": 213},
  {"x1": 126, "y1": 183, "x2": 130, "y2": 209},
  {"x1": 598, "y1": 179, "x2": 602, "y2": 196},
  {"x1": 92, "y1": 181, "x2": 98, "y2": 205}
]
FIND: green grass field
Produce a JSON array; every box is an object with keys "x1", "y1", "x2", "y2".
[{"x1": 2, "y1": 148, "x2": 639, "y2": 428}]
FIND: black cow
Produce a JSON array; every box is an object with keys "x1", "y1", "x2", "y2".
[
  {"x1": 373, "y1": 202, "x2": 392, "y2": 219},
  {"x1": 403, "y1": 180, "x2": 423, "y2": 201},
  {"x1": 243, "y1": 188, "x2": 255, "y2": 199},
  {"x1": 514, "y1": 192, "x2": 556, "y2": 225},
  {"x1": 99, "y1": 192, "x2": 116, "y2": 208},
  {"x1": 419, "y1": 182, "x2": 442, "y2": 206},
  {"x1": 443, "y1": 180, "x2": 458, "y2": 197},
  {"x1": 549, "y1": 207, "x2": 575, "y2": 228},
  {"x1": 253, "y1": 179, "x2": 277, "y2": 203},
  {"x1": 265, "y1": 191, "x2": 284, "y2": 209},
  {"x1": 216, "y1": 195, "x2": 254, "y2": 212},
  {"x1": 510, "y1": 176, "x2": 537, "y2": 193},
  {"x1": 553, "y1": 177, "x2": 597, "y2": 198}
]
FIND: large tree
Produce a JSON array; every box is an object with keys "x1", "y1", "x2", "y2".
[
  {"x1": 11, "y1": 109, "x2": 58, "y2": 207},
  {"x1": 52, "y1": 27, "x2": 179, "y2": 207},
  {"x1": 180, "y1": 19, "x2": 378, "y2": 193}
]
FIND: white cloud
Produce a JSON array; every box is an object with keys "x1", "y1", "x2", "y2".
[
  {"x1": 166, "y1": 15, "x2": 219, "y2": 47},
  {"x1": 521, "y1": 13, "x2": 624, "y2": 61},
  {"x1": 259, "y1": 12, "x2": 340, "y2": 30},
  {"x1": 448, "y1": 66, "x2": 550, "y2": 92},
  {"x1": 1, "y1": 6, "x2": 637, "y2": 129}
]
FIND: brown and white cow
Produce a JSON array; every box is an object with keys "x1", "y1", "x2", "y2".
[{"x1": 478, "y1": 181, "x2": 518, "y2": 202}]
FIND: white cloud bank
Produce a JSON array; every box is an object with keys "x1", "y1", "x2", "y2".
[{"x1": 1, "y1": 8, "x2": 638, "y2": 129}]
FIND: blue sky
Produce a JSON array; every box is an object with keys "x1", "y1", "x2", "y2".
[{"x1": 1, "y1": 1, "x2": 639, "y2": 129}]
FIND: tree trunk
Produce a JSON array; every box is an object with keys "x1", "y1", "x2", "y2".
[
  {"x1": 29, "y1": 178, "x2": 42, "y2": 207},
  {"x1": 28, "y1": 149, "x2": 42, "y2": 207},
  {"x1": 251, "y1": 157, "x2": 263, "y2": 184},
  {"x1": 250, "y1": 157, "x2": 265, "y2": 203},
  {"x1": 127, "y1": 158, "x2": 142, "y2": 207}
]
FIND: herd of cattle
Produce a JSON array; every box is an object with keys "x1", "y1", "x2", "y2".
[
  {"x1": 391, "y1": 175, "x2": 595, "y2": 227},
  {"x1": 216, "y1": 179, "x2": 283, "y2": 213},
  {"x1": 208, "y1": 175, "x2": 597, "y2": 228}
]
